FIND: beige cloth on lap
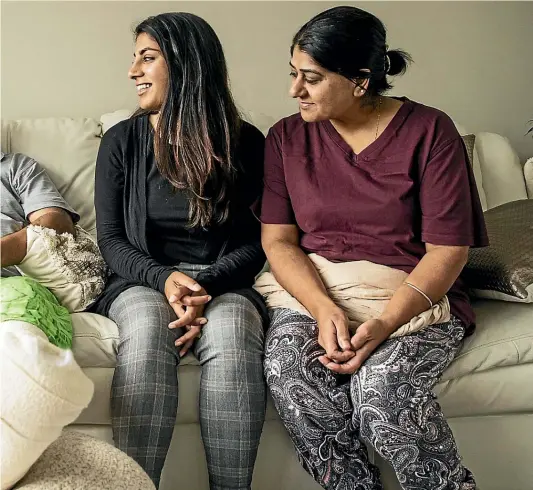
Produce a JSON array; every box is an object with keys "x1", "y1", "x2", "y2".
[
  {"x1": 254, "y1": 254, "x2": 450, "y2": 338},
  {"x1": 0, "y1": 321, "x2": 94, "y2": 490},
  {"x1": 14, "y1": 431, "x2": 155, "y2": 490}
]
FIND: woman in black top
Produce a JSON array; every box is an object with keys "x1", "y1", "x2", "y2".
[{"x1": 92, "y1": 13, "x2": 266, "y2": 489}]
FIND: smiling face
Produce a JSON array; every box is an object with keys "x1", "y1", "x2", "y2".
[
  {"x1": 289, "y1": 46, "x2": 363, "y2": 123},
  {"x1": 128, "y1": 32, "x2": 169, "y2": 112}
]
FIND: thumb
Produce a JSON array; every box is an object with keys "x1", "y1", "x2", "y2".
[
  {"x1": 169, "y1": 294, "x2": 179, "y2": 303},
  {"x1": 181, "y1": 278, "x2": 202, "y2": 292}
]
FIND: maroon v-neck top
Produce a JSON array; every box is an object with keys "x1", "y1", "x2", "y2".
[{"x1": 261, "y1": 98, "x2": 488, "y2": 329}]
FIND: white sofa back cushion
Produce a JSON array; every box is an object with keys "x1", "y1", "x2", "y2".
[
  {"x1": 475, "y1": 132, "x2": 528, "y2": 209},
  {"x1": 1, "y1": 118, "x2": 101, "y2": 236}
]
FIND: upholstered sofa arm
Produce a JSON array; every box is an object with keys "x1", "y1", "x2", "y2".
[{"x1": 524, "y1": 157, "x2": 533, "y2": 198}]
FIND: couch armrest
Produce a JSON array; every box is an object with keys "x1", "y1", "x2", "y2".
[{"x1": 524, "y1": 157, "x2": 533, "y2": 199}]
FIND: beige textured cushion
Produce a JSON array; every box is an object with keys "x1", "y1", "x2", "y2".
[
  {"x1": 464, "y1": 199, "x2": 533, "y2": 302},
  {"x1": 14, "y1": 430, "x2": 155, "y2": 490},
  {"x1": 17, "y1": 226, "x2": 107, "y2": 312},
  {"x1": 4, "y1": 118, "x2": 101, "y2": 236},
  {"x1": 461, "y1": 134, "x2": 488, "y2": 211}
]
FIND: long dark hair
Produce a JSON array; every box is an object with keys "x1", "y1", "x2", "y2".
[
  {"x1": 134, "y1": 12, "x2": 241, "y2": 228},
  {"x1": 292, "y1": 6, "x2": 412, "y2": 101}
]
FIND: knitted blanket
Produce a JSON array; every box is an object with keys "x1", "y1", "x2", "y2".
[
  {"x1": 254, "y1": 254, "x2": 450, "y2": 338},
  {"x1": 0, "y1": 276, "x2": 72, "y2": 348}
]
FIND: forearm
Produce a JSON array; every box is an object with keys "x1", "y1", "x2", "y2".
[
  {"x1": 379, "y1": 246, "x2": 468, "y2": 333},
  {"x1": 195, "y1": 240, "x2": 266, "y2": 297},
  {"x1": 97, "y1": 230, "x2": 174, "y2": 292},
  {"x1": 1, "y1": 229, "x2": 27, "y2": 267},
  {"x1": 265, "y1": 241, "x2": 334, "y2": 318},
  {"x1": 1, "y1": 209, "x2": 76, "y2": 267},
  {"x1": 30, "y1": 208, "x2": 76, "y2": 236}
]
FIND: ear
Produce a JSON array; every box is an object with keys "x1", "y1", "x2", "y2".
[{"x1": 353, "y1": 69, "x2": 371, "y2": 97}]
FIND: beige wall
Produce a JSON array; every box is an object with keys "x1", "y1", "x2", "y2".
[{"x1": 2, "y1": 1, "x2": 532, "y2": 160}]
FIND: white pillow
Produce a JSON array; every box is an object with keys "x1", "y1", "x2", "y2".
[
  {"x1": 0, "y1": 321, "x2": 93, "y2": 489},
  {"x1": 4, "y1": 118, "x2": 101, "y2": 236},
  {"x1": 17, "y1": 225, "x2": 108, "y2": 313},
  {"x1": 100, "y1": 109, "x2": 133, "y2": 134},
  {"x1": 475, "y1": 132, "x2": 528, "y2": 209}
]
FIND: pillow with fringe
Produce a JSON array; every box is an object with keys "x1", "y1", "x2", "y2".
[{"x1": 16, "y1": 225, "x2": 108, "y2": 312}]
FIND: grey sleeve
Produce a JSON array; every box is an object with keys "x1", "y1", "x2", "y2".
[{"x1": 12, "y1": 155, "x2": 80, "y2": 223}]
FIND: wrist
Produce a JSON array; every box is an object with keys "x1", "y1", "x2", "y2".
[
  {"x1": 310, "y1": 297, "x2": 340, "y2": 319},
  {"x1": 376, "y1": 314, "x2": 400, "y2": 334},
  {"x1": 161, "y1": 270, "x2": 175, "y2": 295}
]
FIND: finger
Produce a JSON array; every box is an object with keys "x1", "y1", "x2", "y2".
[
  {"x1": 327, "y1": 349, "x2": 355, "y2": 363},
  {"x1": 334, "y1": 316, "x2": 352, "y2": 352},
  {"x1": 178, "y1": 276, "x2": 202, "y2": 292},
  {"x1": 169, "y1": 303, "x2": 186, "y2": 320},
  {"x1": 168, "y1": 294, "x2": 180, "y2": 304},
  {"x1": 326, "y1": 341, "x2": 376, "y2": 374},
  {"x1": 189, "y1": 317, "x2": 208, "y2": 327},
  {"x1": 175, "y1": 326, "x2": 201, "y2": 347},
  {"x1": 350, "y1": 327, "x2": 371, "y2": 351},
  {"x1": 179, "y1": 338, "x2": 195, "y2": 357},
  {"x1": 168, "y1": 286, "x2": 189, "y2": 304},
  {"x1": 322, "y1": 322, "x2": 342, "y2": 358},
  {"x1": 318, "y1": 353, "x2": 354, "y2": 366},
  {"x1": 318, "y1": 355, "x2": 333, "y2": 366},
  {"x1": 181, "y1": 294, "x2": 211, "y2": 306},
  {"x1": 318, "y1": 330, "x2": 353, "y2": 362},
  {"x1": 169, "y1": 309, "x2": 197, "y2": 329}
]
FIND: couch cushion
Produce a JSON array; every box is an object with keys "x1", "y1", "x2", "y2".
[
  {"x1": 71, "y1": 313, "x2": 119, "y2": 368},
  {"x1": 74, "y1": 300, "x2": 532, "y2": 426},
  {"x1": 71, "y1": 312, "x2": 200, "y2": 369},
  {"x1": 3, "y1": 118, "x2": 101, "y2": 236},
  {"x1": 442, "y1": 300, "x2": 533, "y2": 381}
]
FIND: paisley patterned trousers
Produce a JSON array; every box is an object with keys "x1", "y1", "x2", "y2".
[{"x1": 264, "y1": 309, "x2": 477, "y2": 490}]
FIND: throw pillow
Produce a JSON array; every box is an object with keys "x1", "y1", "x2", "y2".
[
  {"x1": 16, "y1": 225, "x2": 108, "y2": 313},
  {"x1": 461, "y1": 134, "x2": 476, "y2": 167},
  {"x1": 0, "y1": 321, "x2": 93, "y2": 490},
  {"x1": 463, "y1": 199, "x2": 533, "y2": 302},
  {"x1": 461, "y1": 134, "x2": 488, "y2": 211}
]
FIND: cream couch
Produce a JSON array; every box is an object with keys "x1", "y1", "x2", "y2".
[{"x1": 1, "y1": 114, "x2": 532, "y2": 490}]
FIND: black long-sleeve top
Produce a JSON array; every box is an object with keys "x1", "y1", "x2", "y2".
[{"x1": 89, "y1": 115, "x2": 267, "y2": 319}]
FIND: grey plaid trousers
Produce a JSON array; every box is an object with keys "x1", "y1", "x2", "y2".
[
  {"x1": 109, "y1": 264, "x2": 266, "y2": 490},
  {"x1": 265, "y1": 308, "x2": 477, "y2": 490}
]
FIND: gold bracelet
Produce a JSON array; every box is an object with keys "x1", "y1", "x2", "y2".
[{"x1": 404, "y1": 282, "x2": 433, "y2": 308}]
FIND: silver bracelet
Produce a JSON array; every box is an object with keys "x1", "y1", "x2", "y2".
[{"x1": 404, "y1": 282, "x2": 433, "y2": 308}]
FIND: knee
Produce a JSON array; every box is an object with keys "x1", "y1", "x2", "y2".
[
  {"x1": 203, "y1": 293, "x2": 264, "y2": 354},
  {"x1": 352, "y1": 368, "x2": 431, "y2": 442},
  {"x1": 111, "y1": 287, "x2": 176, "y2": 353}
]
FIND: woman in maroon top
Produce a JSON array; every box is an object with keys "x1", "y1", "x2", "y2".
[{"x1": 260, "y1": 6, "x2": 487, "y2": 490}]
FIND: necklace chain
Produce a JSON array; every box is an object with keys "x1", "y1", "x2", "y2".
[{"x1": 374, "y1": 96, "x2": 382, "y2": 141}]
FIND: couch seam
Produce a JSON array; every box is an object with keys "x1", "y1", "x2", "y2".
[{"x1": 454, "y1": 333, "x2": 533, "y2": 359}]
